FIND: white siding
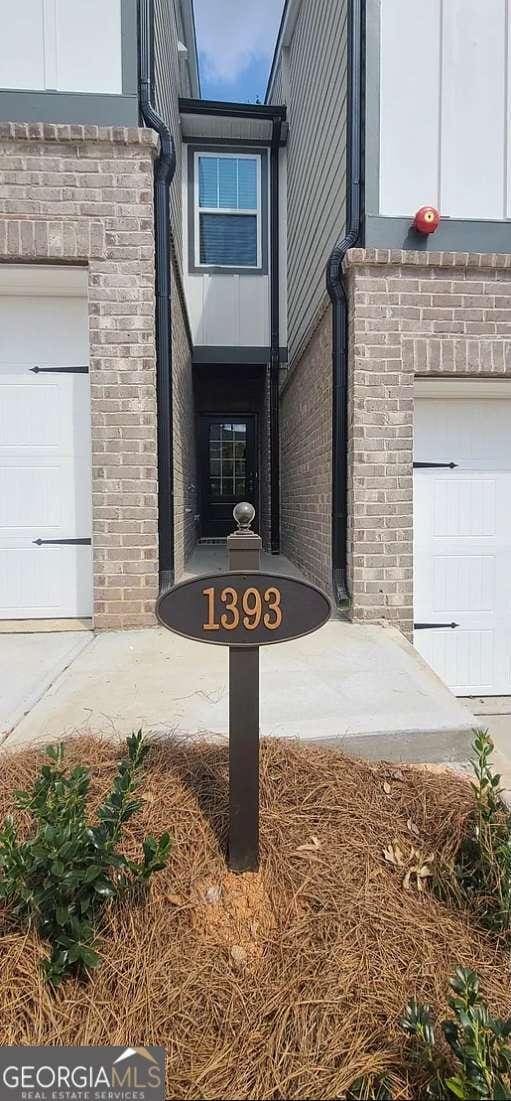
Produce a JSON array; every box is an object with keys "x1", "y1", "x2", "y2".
[
  {"x1": 380, "y1": 0, "x2": 509, "y2": 221},
  {"x1": 269, "y1": 0, "x2": 348, "y2": 365},
  {"x1": 0, "y1": 0, "x2": 122, "y2": 95},
  {"x1": 182, "y1": 145, "x2": 270, "y2": 349}
]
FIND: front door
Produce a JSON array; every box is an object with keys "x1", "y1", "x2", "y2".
[{"x1": 200, "y1": 415, "x2": 258, "y2": 538}]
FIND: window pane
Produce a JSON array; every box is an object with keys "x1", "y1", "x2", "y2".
[
  {"x1": 238, "y1": 159, "x2": 257, "y2": 209},
  {"x1": 199, "y1": 157, "x2": 218, "y2": 207},
  {"x1": 200, "y1": 213, "x2": 257, "y2": 266},
  {"x1": 218, "y1": 157, "x2": 237, "y2": 207}
]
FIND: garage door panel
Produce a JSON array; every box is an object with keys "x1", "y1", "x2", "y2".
[
  {"x1": 433, "y1": 478, "x2": 496, "y2": 537},
  {"x1": 415, "y1": 398, "x2": 511, "y2": 467},
  {"x1": 0, "y1": 546, "x2": 93, "y2": 618},
  {"x1": 432, "y1": 555, "x2": 496, "y2": 614},
  {"x1": 0, "y1": 462, "x2": 62, "y2": 530},
  {"x1": 414, "y1": 394, "x2": 511, "y2": 695},
  {"x1": 0, "y1": 296, "x2": 89, "y2": 365},
  {"x1": 0, "y1": 286, "x2": 92, "y2": 620},
  {"x1": 0, "y1": 374, "x2": 90, "y2": 454},
  {"x1": 416, "y1": 627, "x2": 495, "y2": 696},
  {"x1": 0, "y1": 456, "x2": 91, "y2": 538}
]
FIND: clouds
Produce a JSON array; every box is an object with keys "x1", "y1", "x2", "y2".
[{"x1": 194, "y1": 0, "x2": 284, "y2": 85}]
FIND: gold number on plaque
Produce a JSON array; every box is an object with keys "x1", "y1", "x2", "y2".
[
  {"x1": 203, "y1": 585, "x2": 283, "y2": 632},
  {"x1": 220, "y1": 587, "x2": 240, "y2": 630},
  {"x1": 242, "y1": 587, "x2": 262, "y2": 630},
  {"x1": 202, "y1": 587, "x2": 220, "y2": 631},
  {"x1": 263, "y1": 586, "x2": 283, "y2": 630}
]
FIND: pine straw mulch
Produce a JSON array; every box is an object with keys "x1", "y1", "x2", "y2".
[{"x1": 0, "y1": 734, "x2": 509, "y2": 1100}]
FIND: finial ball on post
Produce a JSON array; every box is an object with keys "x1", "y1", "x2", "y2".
[{"x1": 233, "y1": 501, "x2": 255, "y2": 530}]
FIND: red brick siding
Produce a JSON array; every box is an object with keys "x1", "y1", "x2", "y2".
[{"x1": 280, "y1": 307, "x2": 332, "y2": 591}]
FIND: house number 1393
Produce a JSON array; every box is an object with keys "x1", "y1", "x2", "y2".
[{"x1": 202, "y1": 585, "x2": 283, "y2": 632}]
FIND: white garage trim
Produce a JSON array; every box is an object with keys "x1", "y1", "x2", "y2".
[
  {"x1": 415, "y1": 377, "x2": 511, "y2": 398},
  {"x1": 0, "y1": 265, "x2": 88, "y2": 297}
]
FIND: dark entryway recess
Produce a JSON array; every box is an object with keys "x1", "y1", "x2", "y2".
[{"x1": 199, "y1": 414, "x2": 258, "y2": 538}]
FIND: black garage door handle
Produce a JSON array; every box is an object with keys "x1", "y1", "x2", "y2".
[
  {"x1": 414, "y1": 622, "x2": 459, "y2": 630},
  {"x1": 30, "y1": 366, "x2": 89, "y2": 374},
  {"x1": 33, "y1": 538, "x2": 92, "y2": 546},
  {"x1": 413, "y1": 462, "x2": 458, "y2": 469}
]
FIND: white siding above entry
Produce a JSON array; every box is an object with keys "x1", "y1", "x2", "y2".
[
  {"x1": 379, "y1": 0, "x2": 510, "y2": 221},
  {"x1": 0, "y1": 0, "x2": 123, "y2": 95}
]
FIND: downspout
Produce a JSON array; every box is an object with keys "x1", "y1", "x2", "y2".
[
  {"x1": 326, "y1": 0, "x2": 364, "y2": 605},
  {"x1": 270, "y1": 113, "x2": 282, "y2": 554},
  {"x1": 269, "y1": 116, "x2": 282, "y2": 554},
  {"x1": 138, "y1": 0, "x2": 176, "y2": 593}
]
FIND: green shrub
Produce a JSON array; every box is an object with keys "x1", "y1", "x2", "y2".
[
  {"x1": 0, "y1": 733, "x2": 170, "y2": 985},
  {"x1": 348, "y1": 969, "x2": 511, "y2": 1100},
  {"x1": 402, "y1": 967, "x2": 511, "y2": 1099},
  {"x1": 442, "y1": 730, "x2": 511, "y2": 932}
]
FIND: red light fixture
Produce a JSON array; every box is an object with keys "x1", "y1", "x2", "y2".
[{"x1": 413, "y1": 206, "x2": 441, "y2": 235}]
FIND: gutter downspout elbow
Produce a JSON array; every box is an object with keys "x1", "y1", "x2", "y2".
[
  {"x1": 327, "y1": 0, "x2": 364, "y2": 607},
  {"x1": 138, "y1": 0, "x2": 176, "y2": 595}
]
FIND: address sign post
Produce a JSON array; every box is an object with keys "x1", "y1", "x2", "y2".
[{"x1": 156, "y1": 503, "x2": 331, "y2": 873}]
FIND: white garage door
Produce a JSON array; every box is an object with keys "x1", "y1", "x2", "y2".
[
  {"x1": 414, "y1": 388, "x2": 511, "y2": 696},
  {"x1": 0, "y1": 269, "x2": 92, "y2": 619}
]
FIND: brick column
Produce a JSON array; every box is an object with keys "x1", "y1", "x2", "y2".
[
  {"x1": 0, "y1": 123, "x2": 160, "y2": 629},
  {"x1": 344, "y1": 246, "x2": 511, "y2": 639},
  {"x1": 345, "y1": 257, "x2": 414, "y2": 637}
]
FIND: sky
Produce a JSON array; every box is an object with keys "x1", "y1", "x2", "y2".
[{"x1": 193, "y1": 0, "x2": 286, "y2": 103}]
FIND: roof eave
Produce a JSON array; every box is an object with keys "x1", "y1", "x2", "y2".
[
  {"x1": 265, "y1": 0, "x2": 303, "y2": 103},
  {"x1": 177, "y1": 0, "x2": 201, "y2": 98}
]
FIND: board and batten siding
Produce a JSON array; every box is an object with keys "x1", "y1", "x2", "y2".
[
  {"x1": 379, "y1": 0, "x2": 511, "y2": 220},
  {"x1": 269, "y1": 0, "x2": 348, "y2": 366},
  {"x1": 0, "y1": 0, "x2": 123, "y2": 95}
]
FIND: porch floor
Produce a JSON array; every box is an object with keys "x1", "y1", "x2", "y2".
[{"x1": 182, "y1": 543, "x2": 304, "y2": 580}]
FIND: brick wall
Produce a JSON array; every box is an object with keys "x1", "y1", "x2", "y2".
[
  {"x1": 280, "y1": 306, "x2": 332, "y2": 591},
  {"x1": 172, "y1": 264, "x2": 196, "y2": 577},
  {"x1": 344, "y1": 248, "x2": 511, "y2": 637},
  {"x1": 0, "y1": 122, "x2": 159, "y2": 629}
]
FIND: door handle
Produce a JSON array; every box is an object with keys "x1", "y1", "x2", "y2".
[
  {"x1": 414, "y1": 622, "x2": 459, "y2": 630},
  {"x1": 33, "y1": 538, "x2": 92, "y2": 546}
]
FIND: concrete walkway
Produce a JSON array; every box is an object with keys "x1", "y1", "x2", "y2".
[
  {"x1": 0, "y1": 632, "x2": 92, "y2": 739},
  {"x1": 2, "y1": 617, "x2": 475, "y2": 762}
]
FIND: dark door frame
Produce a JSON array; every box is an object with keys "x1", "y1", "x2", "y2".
[{"x1": 198, "y1": 412, "x2": 260, "y2": 539}]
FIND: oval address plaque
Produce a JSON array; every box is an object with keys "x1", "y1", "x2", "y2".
[{"x1": 157, "y1": 571, "x2": 331, "y2": 647}]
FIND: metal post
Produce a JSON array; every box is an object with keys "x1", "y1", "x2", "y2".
[{"x1": 227, "y1": 504, "x2": 262, "y2": 872}]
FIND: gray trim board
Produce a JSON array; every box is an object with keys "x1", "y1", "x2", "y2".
[
  {"x1": 365, "y1": 0, "x2": 381, "y2": 216},
  {"x1": 193, "y1": 346, "x2": 288, "y2": 366},
  {"x1": 365, "y1": 214, "x2": 511, "y2": 253},
  {"x1": 121, "y1": 0, "x2": 138, "y2": 96},
  {"x1": 182, "y1": 136, "x2": 274, "y2": 148},
  {"x1": 187, "y1": 143, "x2": 269, "y2": 275},
  {"x1": 0, "y1": 90, "x2": 138, "y2": 126}
]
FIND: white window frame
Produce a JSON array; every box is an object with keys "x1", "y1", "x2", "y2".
[{"x1": 194, "y1": 150, "x2": 262, "y2": 271}]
